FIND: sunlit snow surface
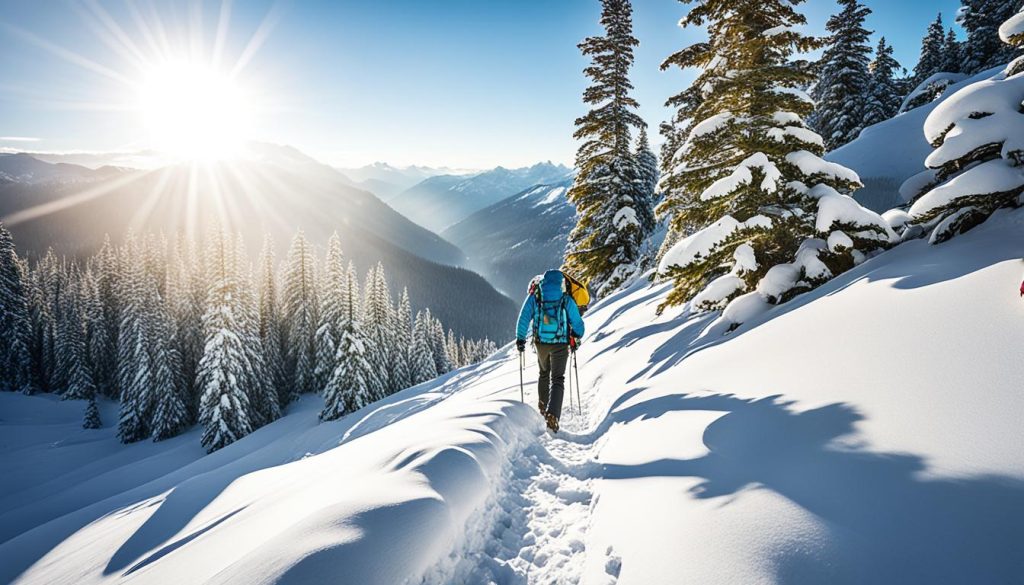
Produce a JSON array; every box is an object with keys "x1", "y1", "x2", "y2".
[{"x1": 2, "y1": 210, "x2": 1024, "y2": 584}]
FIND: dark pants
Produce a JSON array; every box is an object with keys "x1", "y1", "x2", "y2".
[{"x1": 535, "y1": 342, "x2": 569, "y2": 419}]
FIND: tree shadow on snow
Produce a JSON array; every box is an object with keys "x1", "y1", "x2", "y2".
[{"x1": 593, "y1": 392, "x2": 1024, "y2": 585}]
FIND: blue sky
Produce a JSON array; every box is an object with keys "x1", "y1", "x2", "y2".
[{"x1": 0, "y1": 0, "x2": 962, "y2": 169}]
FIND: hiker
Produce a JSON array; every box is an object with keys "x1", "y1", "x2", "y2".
[{"x1": 516, "y1": 269, "x2": 586, "y2": 433}]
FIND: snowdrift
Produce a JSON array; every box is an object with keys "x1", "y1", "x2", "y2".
[{"x1": 2, "y1": 209, "x2": 1024, "y2": 584}]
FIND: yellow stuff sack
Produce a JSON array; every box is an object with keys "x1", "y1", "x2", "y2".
[{"x1": 563, "y1": 272, "x2": 590, "y2": 315}]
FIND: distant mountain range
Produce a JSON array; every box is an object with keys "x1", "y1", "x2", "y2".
[
  {"x1": 389, "y1": 162, "x2": 572, "y2": 233},
  {"x1": 334, "y1": 162, "x2": 474, "y2": 202},
  {"x1": 443, "y1": 178, "x2": 576, "y2": 298},
  {"x1": 0, "y1": 147, "x2": 516, "y2": 341}
]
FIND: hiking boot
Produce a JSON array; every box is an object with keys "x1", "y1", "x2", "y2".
[{"x1": 544, "y1": 412, "x2": 559, "y2": 433}]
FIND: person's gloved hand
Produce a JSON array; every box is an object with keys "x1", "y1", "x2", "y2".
[{"x1": 516, "y1": 339, "x2": 526, "y2": 353}]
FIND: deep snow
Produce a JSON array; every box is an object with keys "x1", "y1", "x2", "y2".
[{"x1": 2, "y1": 208, "x2": 1024, "y2": 584}]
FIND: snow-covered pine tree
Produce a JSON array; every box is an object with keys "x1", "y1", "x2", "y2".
[
  {"x1": 168, "y1": 234, "x2": 204, "y2": 421},
  {"x1": 233, "y1": 233, "x2": 279, "y2": 429},
  {"x1": 632, "y1": 127, "x2": 661, "y2": 271},
  {"x1": 196, "y1": 229, "x2": 254, "y2": 452},
  {"x1": 409, "y1": 309, "x2": 438, "y2": 385},
  {"x1": 565, "y1": 0, "x2": 652, "y2": 298},
  {"x1": 656, "y1": 0, "x2": 893, "y2": 313},
  {"x1": 942, "y1": 28, "x2": 963, "y2": 75},
  {"x1": 258, "y1": 235, "x2": 288, "y2": 407},
  {"x1": 862, "y1": 37, "x2": 904, "y2": 128},
  {"x1": 427, "y1": 311, "x2": 451, "y2": 376},
  {"x1": 913, "y1": 13, "x2": 950, "y2": 87},
  {"x1": 366, "y1": 262, "x2": 397, "y2": 397},
  {"x1": 446, "y1": 329, "x2": 461, "y2": 370},
  {"x1": 959, "y1": 0, "x2": 1024, "y2": 75},
  {"x1": 314, "y1": 232, "x2": 345, "y2": 393},
  {"x1": 281, "y1": 229, "x2": 319, "y2": 401},
  {"x1": 0, "y1": 224, "x2": 34, "y2": 394},
  {"x1": 808, "y1": 0, "x2": 873, "y2": 149},
  {"x1": 390, "y1": 287, "x2": 413, "y2": 391},
  {"x1": 83, "y1": 397, "x2": 102, "y2": 429},
  {"x1": 634, "y1": 127, "x2": 660, "y2": 217},
  {"x1": 56, "y1": 266, "x2": 96, "y2": 401},
  {"x1": 91, "y1": 235, "x2": 120, "y2": 398},
  {"x1": 320, "y1": 261, "x2": 375, "y2": 420},
  {"x1": 116, "y1": 233, "x2": 155, "y2": 443},
  {"x1": 904, "y1": 10, "x2": 1024, "y2": 243},
  {"x1": 149, "y1": 273, "x2": 189, "y2": 442},
  {"x1": 36, "y1": 249, "x2": 65, "y2": 393}
]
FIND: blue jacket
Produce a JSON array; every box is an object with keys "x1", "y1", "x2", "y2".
[{"x1": 516, "y1": 272, "x2": 585, "y2": 343}]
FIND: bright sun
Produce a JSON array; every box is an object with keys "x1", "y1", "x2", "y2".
[{"x1": 137, "y1": 60, "x2": 254, "y2": 161}]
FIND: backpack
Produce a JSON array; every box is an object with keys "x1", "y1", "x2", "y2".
[{"x1": 528, "y1": 269, "x2": 588, "y2": 343}]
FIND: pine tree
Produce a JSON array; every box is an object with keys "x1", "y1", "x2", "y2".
[
  {"x1": 37, "y1": 249, "x2": 65, "y2": 393},
  {"x1": 56, "y1": 266, "x2": 96, "y2": 401},
  {"x1": 196, "y1": 229, "x2": 254, "y2": 452},
  {"x1": 428, "y1": 311, "x2": 451, "y2": 376},
  {"x1": 258, "y1": 235, "x2": 288, "y2": 408},
  {"x1": 862, "y1": 37, "x2": 904, "y2": 128},
  {"x1": 808, "y1": 0, "x2": 873, "y2": 149},
  {"x1": 390, "y1": 287, "x2": 413, "y2": 391},
  {"x1": 905, "y1": 10, "x2": 1024, "y2": 243},
  {"x1": 0, "y1": 224, "x2": 34, "y2": 393},
  {"x1": 446, "y1": 329, "x2": 461, "y2": 369},
  {"x1": 91, "y1": 235, "x2": 120, "y2": 398},
  {"x1": 364, "y1": 262, "x2": 396, "y2": 397},
  {"x1": 913, "y1": 14, "x2": 949, "y2": 86},
  {"x1": 233, "y1": 232, "x2": 279, "y2": 429},
  {"x1": 959, "y1": 0, "x2": 1024, "y2": 74},
  {"x1": 320, "y1": 261, "x2": 374, "y2": 420},
  {"x1": 116, "y1": 233, "x2": 154, "y2": 443},
  {"x1": 167, "y1": 235, "x2": 204, "y2": 422},
  {"x1": 315, "y1": 233, "x2": 345, "y2": 393},
  {"x1": 656, "y1": 0, "x2": 892, "y2": 312},
  {"x1": 83, "y1": 397, "x2": 102, "y2": 429},
  {"x1": 942, "y1": 28, "x2": 963, "y2": 74},
  {"x1": 150, "y1": 275, "x2": 188, "y2": 441},
  {"x1": 281, "y1": 230, "x2": 319, "y2": 401},
  {"x1": 409, "y1": 310, "x2": 438, "y2": 385},
  {"x1": 635, "y1": 127, "x2": 660, "y2": 216},
  {"x1": 565, "y1": 0, "x2": 652, "y2": 298}
]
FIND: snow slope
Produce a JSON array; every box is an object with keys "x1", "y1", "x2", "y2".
[
  {"x1": 827, "y1": 67, "x2": 1006, "y2": 192},
  {"x1": 2, "y1": 208, "x2": 1023, "y2": 584}
]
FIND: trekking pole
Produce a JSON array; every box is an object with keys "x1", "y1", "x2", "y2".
[
  {"x1": 567, "y1": 353, "x2": 574, "y2": 419},
  {"x1": 519, "y1": 351, "x2": 524, "y2": 403},
  {"x1": 573, "y1": 351, "x2": 582, "y2": 416}
]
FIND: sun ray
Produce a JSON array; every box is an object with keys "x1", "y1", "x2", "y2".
[
  {"x1": 211, "y1": 0, "x2": 234, "y2": 69},
  {"x1": 2, "y1": 170, "x2": 148, "y2": 226},
  {"x1": 75, "y1": 0, "x2": 151, "y2": 74},
  {"x1": 229, "y1": 2, "x2": 283, "y2": 79},
  {"x1": 0, "y1": 23, "x2": 134, "y2": 87}
]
